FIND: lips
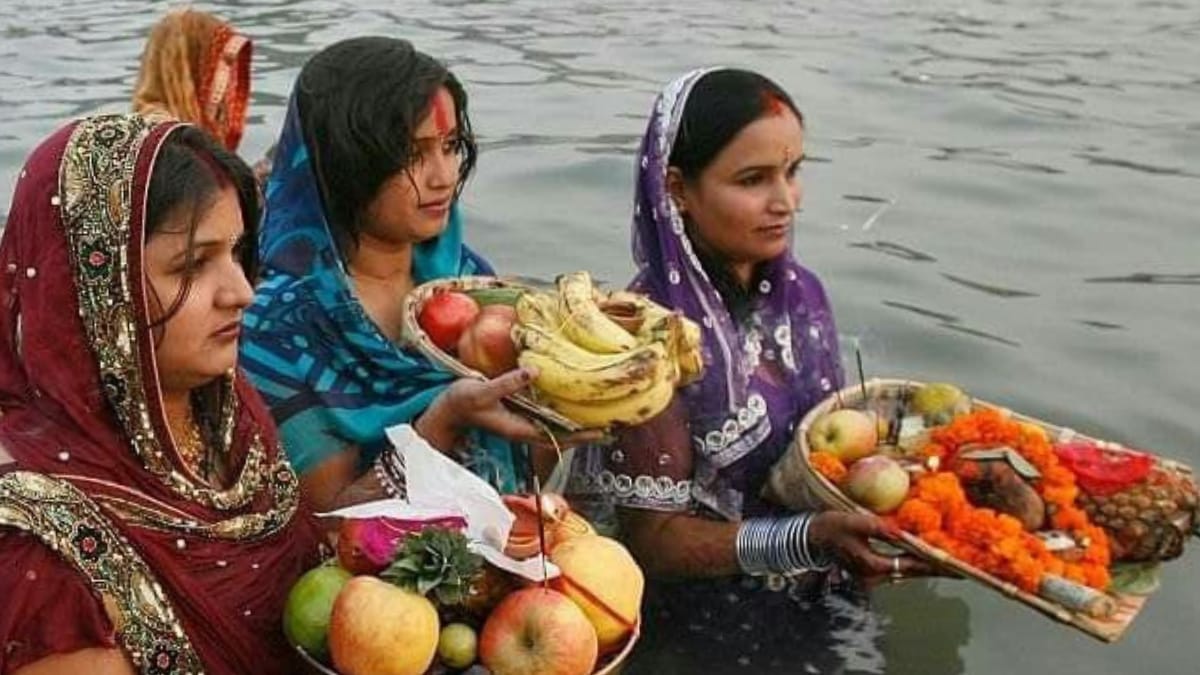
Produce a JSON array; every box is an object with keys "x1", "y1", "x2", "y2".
[
  {"x1": 419, "y1": 198, "x2": 451, "y2": 216},
  {"x1": 212, "y1": 319, "x2": 241, "y2": 340}
]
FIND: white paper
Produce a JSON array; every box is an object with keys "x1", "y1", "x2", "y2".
[
  {"x1": 474, "y1": 544, "x2": 561, "y2": 581},
  {"x1": 317, "y1": 499, "x2": 464, "y2": 521},
  {"x1": 321, "y1": 425, "x2": 555, "y2": 582},
  {"x1": 387, "y1": 424, "x2": 516, "y2": 550}
]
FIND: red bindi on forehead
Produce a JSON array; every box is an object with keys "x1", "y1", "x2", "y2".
[
  {"x1": 432, "y1": 92, "x2": 453, "y2": 135},
  {"x1": 761, "y1": 90, "x2": 787, "y2": 116}
]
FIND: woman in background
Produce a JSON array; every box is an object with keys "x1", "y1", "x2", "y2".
[{"x1": 132, "y1": 8, "x2": 251, "y2": 151}]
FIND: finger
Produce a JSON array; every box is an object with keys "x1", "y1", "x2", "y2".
[
  {"x1": 557, "y1": 430, "x2": 608, "y2": 447},
  {"x1": 473, "y1": 410, "x2": 546, "y2": 444},
  {"x1": 850, "y1": 546, "x2": 900, "y2": 576},
  {"x1": 477, "y1": 366, "x2": 537, "y2": 402}
]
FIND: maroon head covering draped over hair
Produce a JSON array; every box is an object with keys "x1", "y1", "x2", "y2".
[{"x1": 0, "y1": 114, "x2": 321, "y2": 675}]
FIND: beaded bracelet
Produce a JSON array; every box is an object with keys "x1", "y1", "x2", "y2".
[{"x1": 372, "y1": 445, "x2": 407, "y2": 499}]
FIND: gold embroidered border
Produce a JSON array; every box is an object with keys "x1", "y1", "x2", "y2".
[
  {"x1": 0, "y1": 471, "x2": 203, "y2": 674},
  {"x1": 57, "y1": 114, "x2": 267, "y2": 511}
]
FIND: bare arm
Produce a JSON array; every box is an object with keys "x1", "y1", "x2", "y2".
[
  {"x1": 13, "y1": 648, "x2": 136, "y2": 675},
  {"x1": 619, "y1": 507, "x2": 741, "y2": 579},
  {"x1": 298, "y1": 368, "x2": 604, "y2": 514},
  {"x1": 619, "y1": 505, "x2": 932, "y2": 581}
]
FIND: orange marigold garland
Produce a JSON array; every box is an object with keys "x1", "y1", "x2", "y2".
[
  {"x1": 810, "y1": 451, "x2": 847, "y2": 485},
  {"x1": 891, "y1": 409, "x2": 1110, "y2": 592}
]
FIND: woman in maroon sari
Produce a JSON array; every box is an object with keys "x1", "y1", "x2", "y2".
[{"x1": 0, "y1": 113, "x2": 322, "y2": 674}]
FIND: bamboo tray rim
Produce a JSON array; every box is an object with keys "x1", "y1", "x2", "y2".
[
  {"x1": 398, "y1": 275, "x2": 582, "y2": 432},
  {"x1": 786, "y1": 377, "x2": 1187, "y2": 643}
]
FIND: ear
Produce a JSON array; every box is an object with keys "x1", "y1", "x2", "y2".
[{"x1": 665, "y1": 167, "x2": 689, "y2": 214}]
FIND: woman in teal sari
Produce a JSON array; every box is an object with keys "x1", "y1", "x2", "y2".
[{"x1": 241, "y1": 37, "x2": 559, "y2": 513}]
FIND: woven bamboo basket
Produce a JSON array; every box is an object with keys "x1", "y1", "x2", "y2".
[
  {"x1": 293, "y1": 618, "x2": 640, "y2": 674},
  {"x1": 399, "y1": 275, "x2": 581, "y2": 432},
  {"x1": 765, "y1": 377, "x2": 1195, "y2": 643}
]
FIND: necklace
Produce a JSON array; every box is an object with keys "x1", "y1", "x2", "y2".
[{"x1": 170, "y1": 413, "x2": 209, "y2": 481}]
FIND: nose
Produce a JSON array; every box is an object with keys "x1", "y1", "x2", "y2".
[
  {"x1": 769, "y1": 173, "x2": 801, "y2": 214},
  {"x1": 424, "y1": 148, "x2": 458, "y2": 192},
  {"x1": 216, "y1": 261, "x2": 255, "y2": 310}
]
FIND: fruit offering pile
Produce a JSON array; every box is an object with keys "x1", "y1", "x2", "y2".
[
  {"x1": 283, "y1": 495, "x2": 644, "y2": 675},
  {"x1": 415, "y1": 272, "x2": 703, "y2": 429},
  {"x1": 801, "y1": 382, "x2": 1198, "y2": 611}
]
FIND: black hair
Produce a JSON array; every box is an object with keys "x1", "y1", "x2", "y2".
[
  {"x1": 145, "y1": 124, "x2": 260, "y2": 329},
  {"x1": 295, "y1": 36, "x2": 478, "y2": 256},
  {"x1": 669, "y1": 69, "x2": 803, "y2": 323}
]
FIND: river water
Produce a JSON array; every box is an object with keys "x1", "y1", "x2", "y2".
[{"x1": 1, "y1": 0, "x2": 1197, "y2": 673}]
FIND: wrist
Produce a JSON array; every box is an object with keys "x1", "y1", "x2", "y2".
[
  {"x1": 415, "y1": 394, "x2": 464, "y2": 449},
  {"x1": 736, "y1": 513, "x2": 832, "y2": 576}
]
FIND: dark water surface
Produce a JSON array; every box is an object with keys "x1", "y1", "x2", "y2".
[{"x1": 2, "y1": 1, "x2": 1197, "y2": 673}]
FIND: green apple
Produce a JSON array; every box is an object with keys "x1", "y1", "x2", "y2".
[
  {"x1": 910, "y1": 383, "x2": 971, "y2": 426},
  {"x1": 282, "y1": 564, "x2": 352, "y2": 660},
  {"x1": 439, "y1": 622, "x2": 479, "y2": 669},
  {"x1": 807, "y1": 408, "x2": 879, "y2": 463}
]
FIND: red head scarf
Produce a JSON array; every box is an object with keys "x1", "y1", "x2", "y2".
[
  {"x1": 132, "y1": 9, "x2": 252, "y2": 151},
  {"x1": 0, "y1": 114, "x2": 320, "y2": 674}
]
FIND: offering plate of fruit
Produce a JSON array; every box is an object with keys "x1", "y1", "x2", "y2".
[
  {"x1": 765, "y1": 379, "x2": 1198, "y2": 642},
  {"x1": 283, "y1": 493, "x2": 643, "y2": 675},
  {"x1": 401, "y1": 273, "x2": 704, "y2": 432}
]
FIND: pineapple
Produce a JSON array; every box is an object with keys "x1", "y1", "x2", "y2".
[
  {"x1": 381, "y1": 527, "x2": 483, "y2": 608},
  {"x1": 1077, "y1": 467, "x2": 1198, "y2": 562}
]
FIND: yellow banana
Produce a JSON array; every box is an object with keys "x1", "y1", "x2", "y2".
[
  {"x1": 556, "y1": 271, "x2": 639, "y2": 354},
  {"x1": 519, "y1": 342, "x2": 670, "y2": 403},
  {"x1": 540, "y1": 374, "x2": 676, "y2": 429},
  {"x1": 515, "y1": 291, "x2": 560, "y2": 330},
  {"x1": 513, "y1": 324, "x2": 637, "y2": 369}
]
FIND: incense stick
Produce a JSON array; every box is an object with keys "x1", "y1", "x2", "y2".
[
  {"x1": 855, "y1": 347, "x2": 868, "y2": 403},
  {"x1": 532, "y1": 475, "x2": 550, "y2": 588}
]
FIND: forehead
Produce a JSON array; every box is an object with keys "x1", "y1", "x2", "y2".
[
  {"x1": 415, "y1": 86, "x2": 457, "y2": 137},
  {"x1": 708, "y1": 111, "x2": 804, "y2": 170},
  {"x1": 149, "y1": 186, "x2": 244, "y2": 246}
]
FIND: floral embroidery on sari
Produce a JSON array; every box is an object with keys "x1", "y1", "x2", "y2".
[
  {"x1": 0, "y1": 471, "x2": 202, "y2": 674},
  {"x1": 58, "y1": 115, "x2": 288, "y2": 515}
]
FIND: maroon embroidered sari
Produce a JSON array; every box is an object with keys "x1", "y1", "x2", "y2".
[{"x1": 0, "y1": 115, "x2": 321, "y2": 674}]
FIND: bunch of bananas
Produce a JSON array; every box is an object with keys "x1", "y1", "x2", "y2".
[{"x1": 513, "y1": 271, "x2": 704, "y2": 429}]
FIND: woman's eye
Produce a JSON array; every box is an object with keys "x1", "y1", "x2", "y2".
[{"x1": 738, "y1": 173, "x2": 764, "y2": 187}]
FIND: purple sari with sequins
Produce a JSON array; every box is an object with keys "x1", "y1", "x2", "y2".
[
  {"x1": 583, "y1": 70, "x2": 881, "y2": 675},
  {"x1": 615, "y1": 68, "x2": 844, "y2": 521}
]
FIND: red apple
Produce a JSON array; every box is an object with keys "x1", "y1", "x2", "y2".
[
  {"x1": 419, "y1": 291, "x2": 480, "y2": 352},
  {"x1": 457, "y1": 305, "x2": 519, "y2": 378},
  {"x1": 844, "y1": 455, "x2": 910, "y2": 514},
  {"x1": 807, "y1": 408, "x2": 879, "y2": 463},
  {"x1": 479, "y1": 587, "x2": 598, "y2": 675},
  {"x1": 328, "y1": 576, "x2": 440, "y2": 675}
]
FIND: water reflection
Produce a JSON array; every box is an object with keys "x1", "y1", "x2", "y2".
[
  {"x1": 940, "y1": 272, "x2": 1038, "y2": 298},
  {"x1": 850, "y1": 241, "x2": 938, "y2": 264},
  {"x1": 877, "y1": 581, "x2": 971, "y2": 675},
  {"x1": 1084, "y1": 273, "x2": 1200, "y2": 285}
]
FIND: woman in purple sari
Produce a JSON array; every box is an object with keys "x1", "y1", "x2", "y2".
[{"x1": 601, "y1": 69, "x2": 931, "y2": 672}]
